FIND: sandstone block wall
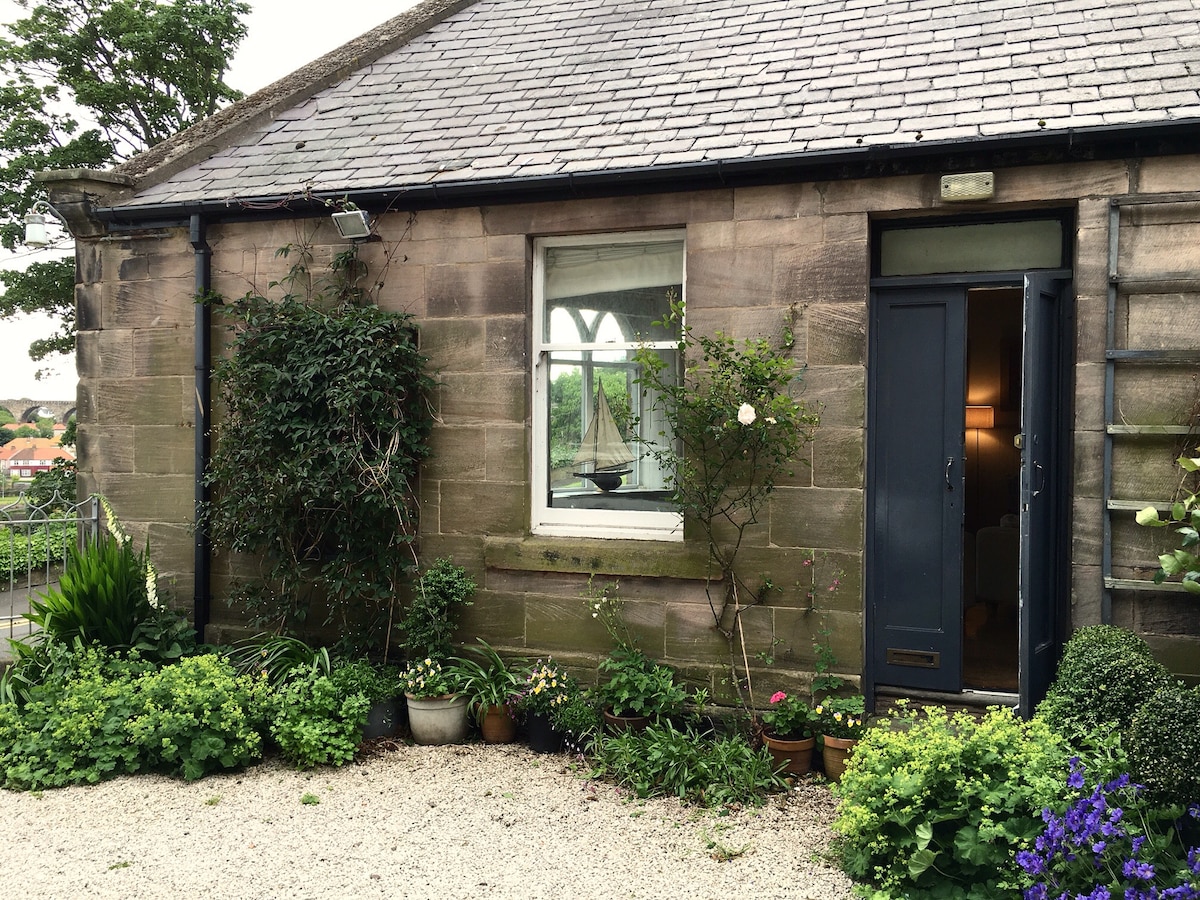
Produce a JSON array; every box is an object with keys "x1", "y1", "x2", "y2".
[{"x1": 70, "y1": 153, "x2": 1200, "y2": 691}]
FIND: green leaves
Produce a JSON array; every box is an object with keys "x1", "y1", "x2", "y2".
[
  {"x1": 202, "y1": 253, "x2": 435, "y2": 645},
  {"x1": 1134, "y1": 454, "x2": 1200, "y2": 592}
]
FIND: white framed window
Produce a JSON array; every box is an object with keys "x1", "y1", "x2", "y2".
[{"x1": 532, "y1": 231, "x2": 685, "y2": 540}]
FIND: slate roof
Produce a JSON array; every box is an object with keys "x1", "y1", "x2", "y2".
[{"x1": 115, "y1": 0, "x2": 1200, "y2": 209}]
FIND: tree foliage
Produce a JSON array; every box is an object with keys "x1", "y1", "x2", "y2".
[{"x1": 0, "y1": 0, "x2": 249, "y2": 360}]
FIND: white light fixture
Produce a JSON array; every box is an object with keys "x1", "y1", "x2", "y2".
[
  {"x1": 331, "y1": 209, "x2": 372, "y2": 240},
  {"x1": 940, "y1": 172, "x2": 995, "y2": 202},
  {"x1": 23, "y1": 201, "x2": 67, "y2": 248}
]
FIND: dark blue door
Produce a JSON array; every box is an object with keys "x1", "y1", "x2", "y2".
[
  {"x1": 867, "y1": 287, "x2": 967, "y2": 693},
  {"x1": 1019, "y1": 274, "x2": 1064, "y2": 716}
]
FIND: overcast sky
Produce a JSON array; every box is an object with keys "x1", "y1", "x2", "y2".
[{"x1": 0, "y1": 0, "x2": 418, "y2": 401}]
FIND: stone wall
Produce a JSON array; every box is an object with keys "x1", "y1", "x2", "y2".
[{"x1": 66, "y1": 152, "x2": 1200, "y2": 692}]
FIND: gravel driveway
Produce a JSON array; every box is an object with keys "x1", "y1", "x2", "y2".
[{"x1": 0, "y1": 743, "x2": 856, "y2": 899}]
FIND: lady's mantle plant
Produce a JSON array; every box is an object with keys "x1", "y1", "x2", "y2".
[
  {"x1": 633, "y1": 297, "x2": 818, "y2": 712},
  {"x1": 1016, "y1": 760, "x2": 1200, "y2": 900},
  {"x1": 202, "y1": 243, "x2": 434, "y2": 653}
]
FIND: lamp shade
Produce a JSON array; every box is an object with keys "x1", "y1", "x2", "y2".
[
  {"x1": 965, "y1": 405, "x2": 995, "y2": 429},
  {"x1": 23, "y1": 212, "x2": 48, "y2": 248}
]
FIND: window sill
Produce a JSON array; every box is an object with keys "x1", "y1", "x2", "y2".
[{"x1": 484, "y1": 534, "x2": 714, "y2": 580}]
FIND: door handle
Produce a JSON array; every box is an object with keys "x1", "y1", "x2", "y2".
[
  {"x1": 946, "y1": 456, "x2": 954, "y2": 491},
  {"x1": 1032, "y1": 461, "x2": 1044, "y2": 498}
]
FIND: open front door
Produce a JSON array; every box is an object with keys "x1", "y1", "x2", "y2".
[
  {"x1": 1019, "y1": 274, "x2": 1065, "y2": 716},
  {"x1": 867, "y1": 287, "x2": 966, "y2": 693}
]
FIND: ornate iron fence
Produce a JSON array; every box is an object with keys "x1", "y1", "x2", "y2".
[{"x1": 0, "y1": 492, "x2": 99, "y2": 657}]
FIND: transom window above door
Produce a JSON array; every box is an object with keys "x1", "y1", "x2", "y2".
[{"x1": 531, "y1": 231, "x2": 685, "y2": 540}]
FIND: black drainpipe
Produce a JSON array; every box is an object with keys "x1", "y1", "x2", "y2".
[{"x1": 189, "y1": 214, "x2": 212, "y2": 637}]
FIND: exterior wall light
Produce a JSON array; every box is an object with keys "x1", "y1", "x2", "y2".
[
  {"x1": 23, "y1": 200, "x2": 67, "y2": 248},
  {"x1": 331, "y1": 209, "x2": 372, "y2": 240}
]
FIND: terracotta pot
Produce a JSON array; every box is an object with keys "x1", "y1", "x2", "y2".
[
  {"x1": 525, "y1": 711, "x2": 564, "y2": 753},
  {"x1": 821, "y1": 735, "x2": 858, "y2": 782},
  {"x1": 763, "y1": 732, "x2": 815, "y2": 776},
  {"x1": 602, "y1": 707, "x2": 651, "y2": 734},
  {"x1": 405, "y1": 693, "x2": 469, "y2": 746},
  {"x1": 479, "y1": 704, "x2": 517, "y2": 744}
]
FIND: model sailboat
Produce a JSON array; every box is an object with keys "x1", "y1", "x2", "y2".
[{"x1": 572, "y1": 382, "x2": 634, "y2": 491}]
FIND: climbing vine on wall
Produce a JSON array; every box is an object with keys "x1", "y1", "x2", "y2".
[{"x1": 201, "y1": 242, "x2": 434, "y2": 654}]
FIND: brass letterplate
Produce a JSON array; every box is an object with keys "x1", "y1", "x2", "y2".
[{"x1": 886, "y1": 648, "x2": 941, "y2": 669}]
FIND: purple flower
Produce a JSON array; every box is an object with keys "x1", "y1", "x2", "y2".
[{"x1": 1122, "y1": 859, "x2": 1155, "y2": 881}]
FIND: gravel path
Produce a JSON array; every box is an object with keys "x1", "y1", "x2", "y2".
[{"x1": 0, "y1": 743, "x2": 856, "y2": 900}]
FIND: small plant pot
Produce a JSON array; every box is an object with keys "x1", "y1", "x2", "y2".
[
  {"x1": 405, "y1": 693, "x2": 469, "y2": 746},
  {"x1": 362, "y1": 697, "x2": 403, "y2": 740},
  {"x1": 525, "y1": 711, "x2": 564, "y2": 753},
  {"x1": 763, "y1": 732, "x2": 815, "y2": 776},
  {"x1": 479, "y1": 704, "x2": 517, "y2": 744},
  {"x1": 821, "y1": 735, "x2": 858, "y2": 782},
  {"x1": 602, "y1": 707, "x2": 651, "y2": 734}
]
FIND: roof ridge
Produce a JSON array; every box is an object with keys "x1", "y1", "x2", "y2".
[{"x1": 109, "y1": 0, "x2": 479, "y2": 193}]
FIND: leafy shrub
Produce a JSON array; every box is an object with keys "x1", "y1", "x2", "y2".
[
  {"x1": 1036, "y1": 626, "x2": 1172, "y2": 749},
  {"x1": 0, "y1": 648, "x2": 264, "y2": 789},
  {"x1": 403, "y1": 558, "x2": 475, "y2": 661},
  {"x1": 202, "y1": 268, "x2": 435, "y2": 643},
  {"x1": 590, "y1": 719, "x2": 786, "y2": 808},
  {"x1": 1016, "y1": 761, "x2": 1200, "y2": 900},
  {"x1": 267, "y1": 669, "x2": 370, "y2": 769},
  {"x1": 832, "y1": 705, "x2": 1077, "y2": 900},
  {"x1": 125, "y1": 654, "x2": 265, "y2": 780},
  {"x1": 0, "y1": 520, "x2": 73, "y2": 571},
  {"x1": 597, "y1": 647, "x2": 688, "y2": 718},
  {"x1": 1128, "y1": 683, "x2": 1200, "y2": 808},
  {"x1": 331, "y1": 658, "x2": 401, "y2": 704}
]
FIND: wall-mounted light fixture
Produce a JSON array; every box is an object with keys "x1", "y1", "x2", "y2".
[
  {"x1": 965, "y1": 405, "x2": 995, "y2": 429},
  {"x1": 23, "y1": 200, "x2": 68, "y2": 249},
  {"x1": 331, "y1": 209, "x2": 372, "y2": 240}
]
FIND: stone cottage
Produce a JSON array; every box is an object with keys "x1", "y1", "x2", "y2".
[{"x1": 43, "y1": 0, "x2": 1200, "y2": 713}]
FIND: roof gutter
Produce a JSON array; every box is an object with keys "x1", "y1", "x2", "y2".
[{"x1": 92, "y1": 118, "x2": 1200, "y2": 228}]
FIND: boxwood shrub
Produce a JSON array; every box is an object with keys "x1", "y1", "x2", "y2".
[
  {"x1": 1035, "y1": 625, "x2": 1172, "y2": 749},
  {"x1": 1127, "y1": 681, "x2": 1200, "y2": 808}
]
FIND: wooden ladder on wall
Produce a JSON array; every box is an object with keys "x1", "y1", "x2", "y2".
[{"x1": 1102, "y1": 191, "x2": 1200, "y2": 619}]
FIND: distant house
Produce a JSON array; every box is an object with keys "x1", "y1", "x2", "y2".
[
  {"x1": 41, "y1": 0, "x2": 1200, "y2": 712},
  {"x1": 0, "y1": 439, "x2": 74, "y2": 479}
]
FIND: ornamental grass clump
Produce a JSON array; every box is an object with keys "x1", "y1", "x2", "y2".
[{"x1": 1016, "y1": 760, "x2": 1200, "y2": 900}]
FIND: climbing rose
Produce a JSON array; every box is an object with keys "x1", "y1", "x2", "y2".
[{"x1": 737, "y1": 403, "x2": 756, "y2": 425}]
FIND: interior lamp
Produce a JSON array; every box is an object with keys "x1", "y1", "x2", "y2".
[
  {"x1": 965, "y1": 405, "x2": 995, "y2": 429},
  {"x1": 331, "y1": 209, "x2": 372, "y2": 240}
]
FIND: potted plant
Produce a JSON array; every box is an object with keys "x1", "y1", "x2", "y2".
[
  {"x1": 512, "y1": 659, "x2": 575, "y2": 752},
  {"x1": 597, "y1": 647, "x2": 688, "y2": 732},
  {"x1": 550, "y1": 688, "x2": 602, "y2": 755},
  {"x1": 813, "y1": 694, "x2": 867, "y2": 782},
  {"x1": 401, "y1": 558, "x2": 475, "y2": 662},
  {"x1": 761, "y1": 690, "x2": 816, "y2": 776},
  {"x1": 453, "y1": 640, "x2": 529, "y2": 744},
  {"x1": 399, "y1": 657, "x2": 468, "y2": 745},
  {"x1": 332, "y1": 658, "x2": 404, "y2": 740}
]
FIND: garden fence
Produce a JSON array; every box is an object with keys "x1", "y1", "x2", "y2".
[{"x1": 0, "y1": 492, "x2": 99, "y2": 660}]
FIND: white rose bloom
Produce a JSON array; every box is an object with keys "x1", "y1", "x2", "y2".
[{"x1": 737, "y1": 403, "x2": 757, "y2": 425}]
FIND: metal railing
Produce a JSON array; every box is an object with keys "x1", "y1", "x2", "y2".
[{"x1": 0, "y1": 492, "x2": 99, "y2": 658}]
